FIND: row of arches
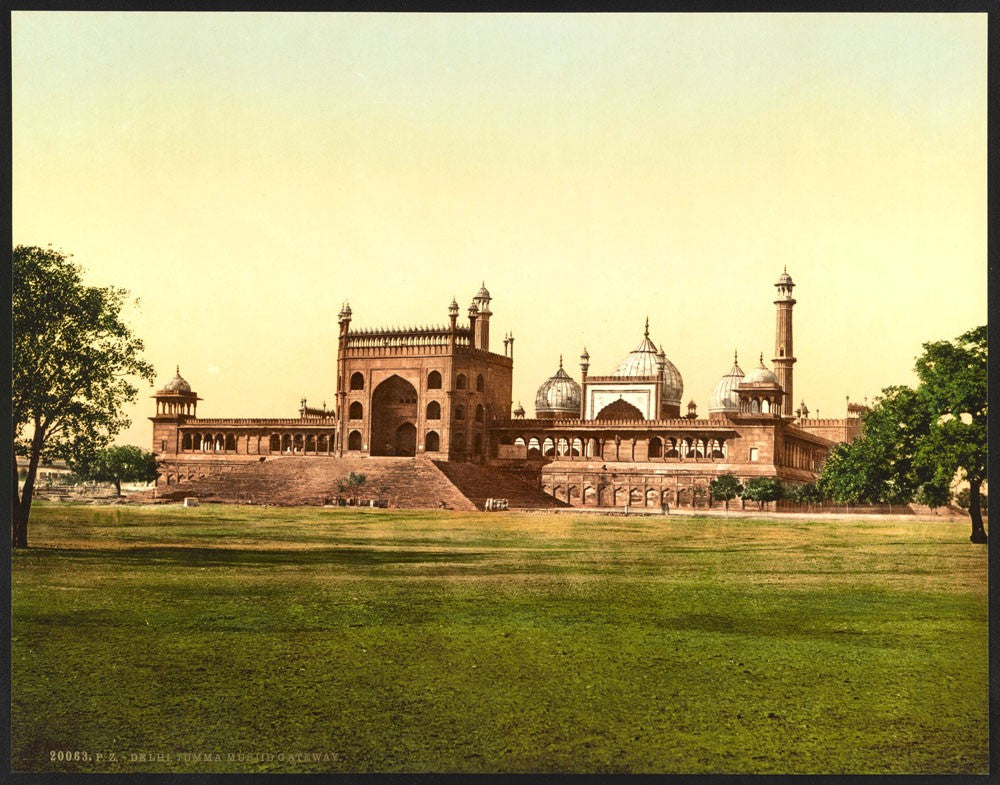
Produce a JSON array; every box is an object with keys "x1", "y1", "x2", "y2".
[
  {"x1": 496, "y1": 434, "x2": 730, "y2": 462},
  {"x1": 740, "y1": 396, "x2": 781, "y2": 415},
  {"x1": 180, "y1": 431, "x2": 339, "y2": 455},
  {"x1": 541, "y1": 483, "x2": 743, "y2": 508},
  {"x1": 349, "y1": 370, "x2": 486, "y2": 393},
  {"x1": 347, "y1": 400, "x2": 486, "y2": 423},
  {"x1": 156, "y1": 400, "x2": 196, "y2": 416},
  {"x1": 343, "y1": 428, "x2": 484, "y2": 456}
]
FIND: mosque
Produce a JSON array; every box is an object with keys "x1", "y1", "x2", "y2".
[{"x1": 151, "y1": 270, "x2": 864, "y2": 508}]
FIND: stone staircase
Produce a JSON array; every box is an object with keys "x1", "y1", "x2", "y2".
[
  {"x1": 150, "y1": 456, "x2": 476, "y2": 510},
  {"x1": 431, "y1": 461, "x2": 568, "y2": 510}
]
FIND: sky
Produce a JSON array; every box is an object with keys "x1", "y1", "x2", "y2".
[{"x1": 12, "y1": 12, "x2": 987, "y2": 449}]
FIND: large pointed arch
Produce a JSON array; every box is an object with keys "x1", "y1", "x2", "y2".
[{"x1": 370, "y1": 375, "x2": 418, "y2": 456}]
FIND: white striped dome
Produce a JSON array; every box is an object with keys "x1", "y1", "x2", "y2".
[
  {"x1": 709, "y1": 354, "x2": 745, "y2": 413},
  {"x1": 613, "y1": 322, "x2": 683, "y2": 406},
  {"x1": 744, "y1": 354, "x2": 779, "y2": 385},
  {"x1": 535, "y1": 358, "x2": 581, "y2": 417}
]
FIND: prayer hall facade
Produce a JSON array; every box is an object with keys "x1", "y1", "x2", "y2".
[{"x1": 151, "y1": 271, "x2": 864, "y2": 508}]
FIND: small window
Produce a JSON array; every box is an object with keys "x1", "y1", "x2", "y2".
[
  {"x1": 349, "y1": 401, "x2": 363, "y2": 420},
  {"x1": 475, "y1": 404, "x2": 484, "y2": 423},
  {"x1": 456, "y1": 374, "x2": 467, "y2": 390},
  {"x1": 426, "y1": 401, "x2": 441, "y2": 420},
  {"x1": 348, "y1": 430, "x2": 363, "y2": 451},
  {"x1": 749, "y1": 447, "x2": 759, "y2": 462},
  {"x1": 476, "y1": 374, "x2": 485, "y2": 392},
  {"x1": 161, "y1": 440, "x2": 167, "y2": 451},
  {"x1": 350, "y1": 372, "x2": 365, "y2": 391},
  {"x1": 455, "y1": 405, "x2": 465, "y2": 420},
  {"x1": 427, "y1": 371, "x2": 442, "y2": 389},
  {"x1": 425, "y1": 431, "x2": 440, "y2": 452}
]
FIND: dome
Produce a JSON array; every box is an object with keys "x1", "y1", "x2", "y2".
[
  {"x1": 475, "y1": 282, "x2": 491, "y2": 300},
  {"x1": 709, "y1": 353, "x2": 745, "y2": 413},
  {"x1": 535, "y1": 357, "x2": 581, "y2": 417},
  {"x1": 613, "y1": 321, "x2": 684, "y2": 406},
  {"x1": 513, "y1": 402, "x2": 525, "y2": 418},
  {"x1": 743, "y1": 354, "x2": 778, "y2": 385},
  {"x1": 162, "y1": 366, "x2": 191, "y2": 393}
]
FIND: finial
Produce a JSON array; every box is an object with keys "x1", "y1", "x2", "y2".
[
  {"x1": 644, "y1": 317, "x2": 649, "y2": 338},
  {"x1": 176, "y1": 364, "x2": 180, "y2": 375},
  {"x1": 783, "y1": 264, "x2": 787, "y2": 273},
  {"x1": 734, "y1": 349, "x2": 738, "y2": 365},
  {"x1": 759, "y1": 352, "x2": 765, "y2": 366},
  {"x1": 559, "y1": 354, "x2": 563, "y2": 369}
]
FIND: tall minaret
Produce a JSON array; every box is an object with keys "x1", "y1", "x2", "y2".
[
  {"x1": 473, "y1": 282, "x2": 491, "y2": 352},
  {"x1": 772, "y1": 267, "x2": 796, "y2": 416},
  {"x1": 336, "y1": 301, "x2": 352, "y2": 456}
]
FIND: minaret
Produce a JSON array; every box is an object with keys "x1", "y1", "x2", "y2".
[
  {"x1": 473, "y1": 282, "x2": 491, "y2": 352},
  {"x1": 579, "y1": 347, "x2": 590, "y2": 419},
  {"x1": 467, "y1": 301, "x2": 479, "y2": 349},
  {"x1": 772, "y1": 267, "x2": 796, "y2": 416},
  {"x1": 336, "y1": 301, "x2": 352, "y2": 456}
]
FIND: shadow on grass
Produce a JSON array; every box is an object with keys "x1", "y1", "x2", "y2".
[{"x1": 19, "y1": 545, "x2": 494, "y2": 568}]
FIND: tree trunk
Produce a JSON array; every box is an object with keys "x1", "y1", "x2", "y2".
[
  {"x1": 13, "y1": 431, "x2": 45, "y2": 548},
  {"x1": 968, "y1": 478, "x2": 988, "y2": 544},
  {"x1": 114, "y1": 477, "x2": 122, "y2": 497},
  {"x1": 13, "y1": 458, "x2": 28, "y2": 549}
]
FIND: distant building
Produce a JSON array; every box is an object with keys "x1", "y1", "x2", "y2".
[{"x1": 151, "y1": 270, "x2": 863, "y2": 507}]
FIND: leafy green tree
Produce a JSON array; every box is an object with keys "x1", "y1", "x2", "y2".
[
  {"x1": 344, "y1": 472, "x2": 367, "y2": 504},
  {"x1": 73, "y1": 445, "x2": 158, "y2": 497},
  {"x1": 12, "y1": 246, "x2": 154, "y2": 547},
  {"x1": 786, "y1": 482, "x2": 824, "y2": 508},
  {"x1": 817, "y1": 386, "x2": 935, "y2": 506},
  {"x1": 709, "y1": 474, "x2": 743, "y2": 511},
  {"x1": 741, "y1": 477, "x2": 783, "y2": 511},
  {"x1": 915, "y1": 482, "x2": 952, "y2": 511},
  {"x1": 913, "y1": 326, "x2": 987, "y2": 542},
  {"x1": 817, "y1": 326, "x2": 986, "y2": 543}
]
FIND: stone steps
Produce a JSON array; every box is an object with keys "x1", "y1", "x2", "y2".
[
  {"x1": 152, "y1": 456, "x2": 477, "y2": 510},
  {"x1": 431, "y1": 461, "x2": 568, "y2": 510}
]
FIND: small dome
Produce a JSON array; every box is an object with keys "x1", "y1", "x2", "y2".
[
  {"x1": 743, "y1": 354, "x2": 778, "y2": 385},
  {"x1": 535, "y1": 357, "x2": 581, "y2": 417},
  {"x1": 613, "y1": 321, "x2": 683, "y2": 406},
  {"x1": 513, "y1": 402, "x2": 525, "y2": 418},
  {"x1": 709, "y1": 353, "x2": 745, "y2": 413},
  {"x1": 162, "y1": 366, "x2": 191, "y2": 393},
  {"x1": 475, "y1": 282, "x2": 491, "y2": 300}
]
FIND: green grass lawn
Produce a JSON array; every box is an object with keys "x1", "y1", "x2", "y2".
[{"x1": 12, "y1": 503, "x2": 988, "y2": 774}]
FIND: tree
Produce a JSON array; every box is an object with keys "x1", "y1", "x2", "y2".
[
  {"x1": 787, "y1": 482, "x2": 823, "y2": 509},
  {"x1": 709, "y1": 474, "x2": 743, "y2": 512},
  {"x1": 915, "y1": 482, "x2": 952, "y2": 512},
  {"x1": 913, "y1": 326, "x2": 987, "y2": 543},
  {"x1": 73, "y1": 445, "x2": 158, "y2": 497},
  {"x1": 741, "y1": 477, "x2": 783, "y2": 511},
  {"x1": 343, "y1": 472, "x2": 367, "y2": 504},
  {"x1": 817, "y1": 386, "x2": 937, "y2": 506},
  {"x1": 13, "y1": 246, "x2": 154, "y2": 548},
  {"x1": 817, "y1": 326, "x2": 986, "y2": 543}
]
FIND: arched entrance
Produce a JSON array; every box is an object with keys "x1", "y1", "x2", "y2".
[
  {"x1": 395, "y1": 423, "x2": 416, "y2": 457},
  {"x1": 596, "y1": 398, "x2": 644, "y2": 421},
  {"x1": 370, "y1": 375, "x2": 418, "y2": 456}
]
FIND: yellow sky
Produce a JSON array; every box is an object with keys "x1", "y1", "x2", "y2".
[{"x1": 12, "y1": 12, "x2": 987, "y2": 448}]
